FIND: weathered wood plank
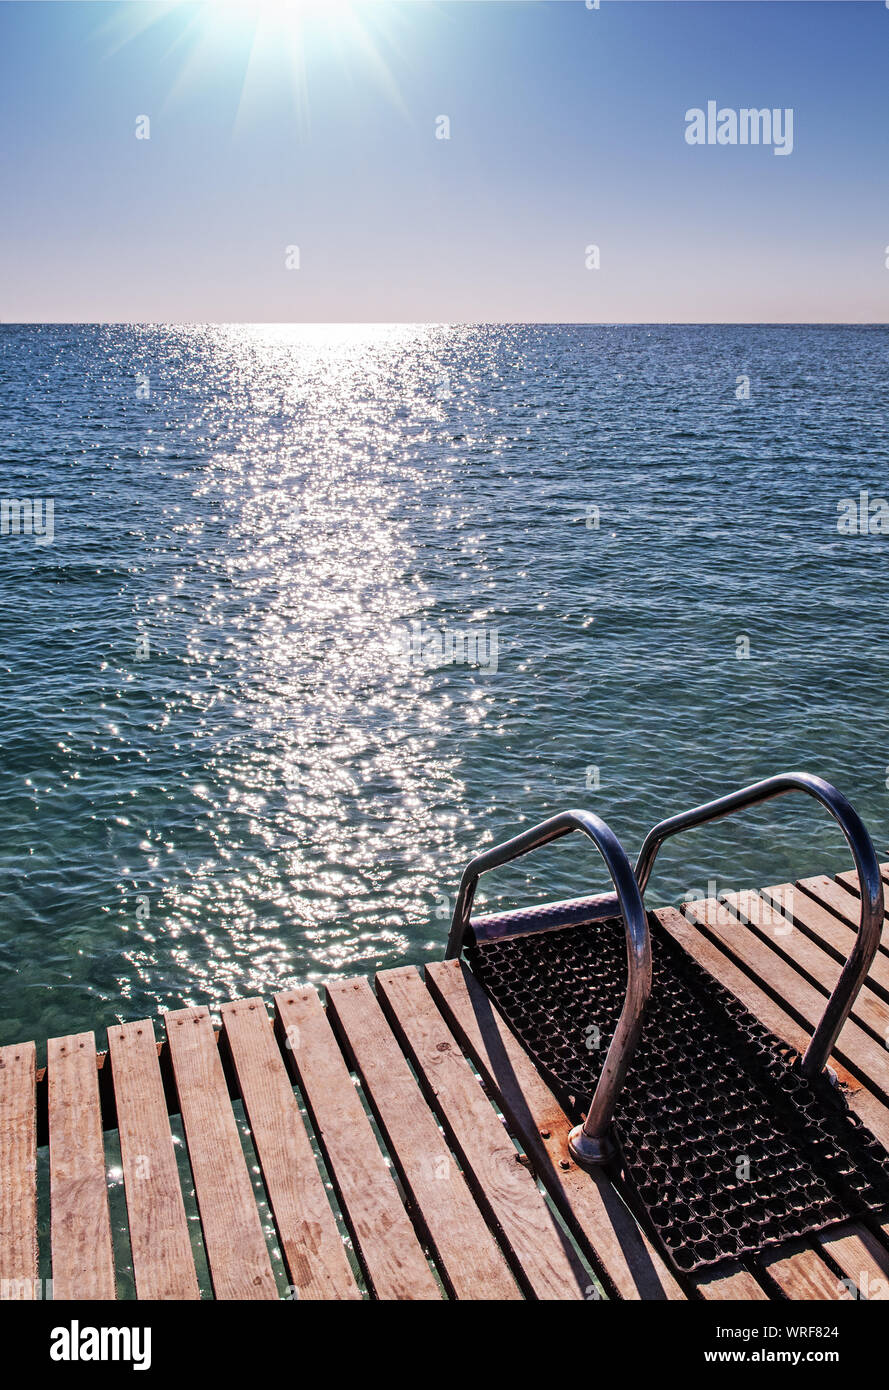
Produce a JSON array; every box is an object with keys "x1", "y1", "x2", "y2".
[
  {"x1": 106, "y1": 1020, "x2": 199, "y2": 1301},
  {"x1": 836, "y1": 868, "x2": 889, "y2": 919},
  {"x1": 164, "y1": 1006, "x2": 277, "y2": 1300},
  {"x1": 376, "y1": 965, "x2": 590, "y2": 1301},
  {"x1": 48, "y1": 1032, "x2": 116, "y2": 1300},
  {"x1": 220, "y1": 998, "x2": 361, "y2": 1302},
  {"x1": 325, "y1": 976, "x2": 520, "y2": 1300},
  {"x1": 683, "y1": 897, "x2": 889, "y2": 1102},
  {"x1": 0, "y1": 1042, "x2": 37, "y2": 1300},
  {"x1": 425, "y1": 957, "x2": 688, "y2": 1301},
  {"x1": 722, "y1": 890, "x2": 889, "y2": 1043},
  {"x1": 762, "y1": 883, "x2": 889, "y2": 998},
  {"x1": 693, "y1": 1265, "x2": 770, "y2": 1301},
  {"x1": 797, "y1": 875, "x2": 889, "y2": 954},
  {"x1": 654, "y1": 907, "x2": 889, "y2": 1157},
  {"x1": 759, "y1": 1241, "x2": 853, "y2": 1300},
  {"x1": 274, "y1": 986, "x2": 440, "y2": 1301},
  {"x1": 815, "y1": 1223, "x2": 889, "y2": 1299}
]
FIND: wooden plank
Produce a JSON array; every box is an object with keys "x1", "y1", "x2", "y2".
[
  {"x1": 683, "y1": 896, "x2": 889, "y2": 1102},
  {"x1": 325, "y1": 977, "x2": 520, "y2": 1300},
  {"x1": 837, "y1": 867, "x2": 889, "y2": 919},
  {"x1": 723, "y1": 890, "x2": 889, "y2": 1044},
  {"x1": 48, "y1": 1032, "x2": 116, "y2": 1300},
  {"x1": 425, "y1": 958, "x2": 688, "y2": 1301},
  {"x1": 798, "y1": 875, "x2": 889, "y2": 954},
  {"x1": 376, "y1": 965, "x2": 590, "y2": 1301},
  {"x1": 164, "y1": 1006, "x2": 277, "y2": 1300},
  {"x1": 274, "y1": 986, "x2": 441, "y2": 1301},
  {"x1": 654, "y1": 907, "x2": 889, "y2": 1156},
  {"x1": 220, "y1": 998, "x2": 361, "y2": 1302},
  {"x1": 0, "y1": 1042, "x2": 37, "y2": 1300},
  {"x1": 759, "y1": 1240, "x2": 854, "y2": 1300},
  {"x1": 815, "y1": 1223, "x2": 889, "y2": 1299},
  {"x1": 106, "y1": 1020, "x2": 199, "y2": 1300},
  {"x1": 693, "y1": 1265, "x2": 769, "y2": 1301},
  {"x1": 763, "y1": 883, "x2": 889, "y2": 999}
]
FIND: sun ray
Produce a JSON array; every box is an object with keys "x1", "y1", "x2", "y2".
[{"x1": 92, "y1": 0, "x2": 422, "y2": 139}]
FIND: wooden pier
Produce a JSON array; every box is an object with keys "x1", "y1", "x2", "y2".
[{"x1": 3, "y1": 861, "x2": 889, "y2": 1301}]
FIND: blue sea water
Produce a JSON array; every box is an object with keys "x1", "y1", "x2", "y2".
[{"x1": 2, "y1": 322, "x2": 889, "y2": 1051}]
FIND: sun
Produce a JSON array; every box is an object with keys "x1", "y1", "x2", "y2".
[
  {"x1": 204, "y1": 0, "x2": 359, "y2": 35},
  {"x1": 97, "y1": 0, "x2": 412, "y2": 133}
]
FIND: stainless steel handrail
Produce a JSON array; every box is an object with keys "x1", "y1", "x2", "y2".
[
  {"x1": 445, "y1": 809, "x2": 651, "y2": 1167},
  {"x1": 634, "y1": 772, "x2": 883, "y2": 1076}
]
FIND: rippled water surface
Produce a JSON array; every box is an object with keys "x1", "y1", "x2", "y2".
[{"x1": 2, "y1": 323, "x2": 888, "y2": 1048}]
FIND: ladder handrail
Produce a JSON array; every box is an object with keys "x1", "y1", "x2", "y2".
[
  {"x1": 634, "y1": 771, "x2": 883, "y2": 1076},
  {"x1": 445, "y1": 808, "x2": 651, "y2": 1162}
]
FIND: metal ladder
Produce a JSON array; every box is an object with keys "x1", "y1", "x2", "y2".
[{"x1": 445, "y1": 772, "x2": 884, "y2": 1171}]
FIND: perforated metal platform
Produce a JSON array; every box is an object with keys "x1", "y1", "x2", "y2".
[{"x1": 467, "y1": 915, "x2": 889, "y2": 1274}]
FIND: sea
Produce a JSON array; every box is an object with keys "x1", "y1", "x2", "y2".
[{"x1": 2, "y1": 322, "x2": 888, "y2": 1056}]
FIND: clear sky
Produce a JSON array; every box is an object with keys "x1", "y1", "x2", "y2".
[{"x1": 0, "y1": 0, "x2": 887, "y2": 322}]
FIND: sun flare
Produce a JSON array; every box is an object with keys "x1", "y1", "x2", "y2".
[
  {"x1": 204, "y1": 0, "x2": 360, "y2": 39},
  {"x1": 98, "y1": 0, "x2": 410, "y2": 134}
]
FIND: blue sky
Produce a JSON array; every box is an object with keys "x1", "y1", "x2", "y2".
[{"x1": 0, "y1": 0, "x2": 887, "y2": 321}]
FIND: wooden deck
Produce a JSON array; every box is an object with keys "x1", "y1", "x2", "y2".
[{"x1": 4, "y1": 862, "x2": 889, "y2": 1301}]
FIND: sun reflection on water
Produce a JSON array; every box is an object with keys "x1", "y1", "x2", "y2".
[{"x1": 127, "y1": 323, "x2": 474, "y2": 1005}]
